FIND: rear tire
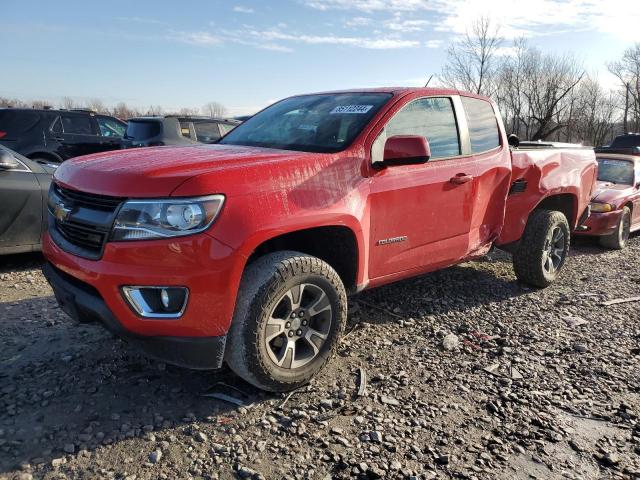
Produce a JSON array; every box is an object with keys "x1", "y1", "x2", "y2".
[
  {"x1": 600, "y1": 207, "x2": 630, "y2": 250},
  {"x1": 513, "y1": 210, "x2": 570, "y2": 288},
  {"x1": 226, "y1": 251, "x2": 347, "y2": 392}
]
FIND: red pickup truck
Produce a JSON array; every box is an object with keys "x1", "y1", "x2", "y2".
[{"x1": 42, "y1": 88, "x2": 597, "y2": 391}]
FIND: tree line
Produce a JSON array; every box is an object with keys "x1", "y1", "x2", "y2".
[
  {"x1": 0, "y1": 97, "x2": 229, "y2": 120},
  {"x1": 439, "y1": 17, "x2": 640, "y2": 146}
]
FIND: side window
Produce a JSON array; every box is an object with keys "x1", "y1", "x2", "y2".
[
  {"x1": 461, "y1": 97, "x2": 500, "y2": 153},
  {"x1": 219, "y1": 123, "x2": 236, "y2": 135},
  {"x1": 194, "y1": 122, "x2": 222, "y2": 143},
  {"x1": 97, "y1": 117, "x2": 126, "y2": 137},
  {"x1": 61, "y1": 115, "x2": 94, "y2": 135},
  {"x1": 635, "y1": 162, "x2": 640, "y2": 185},
  {"x1": 179, "y1": 121, "x2": 193, "y2": 139},
  {"x1": 385, "y1": 97, "x2": 460, "y2": 159}
]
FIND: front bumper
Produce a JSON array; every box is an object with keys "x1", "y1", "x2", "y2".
[
  {"x1": 43, "y1": 262, "x2": 227, "y2": 369},
  {"x1": 575, "y1": 210, "x2": 622, "y2": 237}
]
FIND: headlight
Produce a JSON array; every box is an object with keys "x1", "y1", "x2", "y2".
[
  {"x1": 112, "y1": 195, "x2": 225, "y2": 241},
  {"x1": 590, "y1": 202, "x2": 614, "y2": 213}
]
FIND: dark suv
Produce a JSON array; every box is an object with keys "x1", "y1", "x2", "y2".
[
  {"x1": 611, "y1": 133, "x2": 640, "y2": 147},
  {"x1": 122, "y1": 116, "x2": 239, "y2": 148},
  {"x1": 0, "y1": 108, "x2": 127, "y2": 163}
]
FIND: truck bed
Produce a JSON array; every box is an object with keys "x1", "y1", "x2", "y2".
[{"x1": 497, "y1": 145, "x2": 597, "y2": 246}]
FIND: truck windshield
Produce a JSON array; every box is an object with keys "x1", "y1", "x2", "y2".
[
  {"x1": 597, "y1": 158, "x2": 634, "y2": 185},
  {"x1": 219, "y1": 93, "x2": 392, "y2": 153}
]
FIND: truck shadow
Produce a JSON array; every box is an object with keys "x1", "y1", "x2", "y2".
[{"x1": 353, "y1": 252, "x2": 527, "y2": 323}]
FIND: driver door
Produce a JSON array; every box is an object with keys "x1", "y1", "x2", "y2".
[{"x1": 368, "y1": 96, "x2": 476, "y2": 279}]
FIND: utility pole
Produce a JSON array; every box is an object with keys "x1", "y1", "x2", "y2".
[{"x1": 623, "y1": 82, "x2": 630, "y2": 133}]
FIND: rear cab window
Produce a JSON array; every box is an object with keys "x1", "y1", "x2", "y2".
[
  {"x1": 461, "y1": 97, "x2": 501, "y2": 153},
  {"x1": 125, "y1": 120, "x2": 162, "y2": 140}
]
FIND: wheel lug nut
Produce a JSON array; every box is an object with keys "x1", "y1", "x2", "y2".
[
  {"x1": 299, "y1": 310, "x2": 304, "y2": 317},
  {"x1": 301, "y1": 320, "x2": 307, "y2": 326},
  {"x1": 288, "y1": 331, "x2": 294, "y2": 337},
  {"x1": 285, "y1": 322, "x2": 291, "y2": 328},
  {"x1": 290, "y1": 312, "x2": 297, "y2": 318},
  {"x1": 296, "y1": 329, "x2": 302, "y2": 336}
]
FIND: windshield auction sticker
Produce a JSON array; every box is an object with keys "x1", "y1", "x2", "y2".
[{"x1": 330, "y1": 105, "x2": 373, "y2": 114}]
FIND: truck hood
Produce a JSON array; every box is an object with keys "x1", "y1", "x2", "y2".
[
  {"x1": 591, "y1": 180, "x2": 635, "y2": 204},
  {"x1": 53, "y1": 144, "x2": 317, "y2": 197}
]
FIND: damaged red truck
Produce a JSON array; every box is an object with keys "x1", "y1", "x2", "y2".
[{"x1": 43, "y1": 88, "x2": 597, "y2": 391}]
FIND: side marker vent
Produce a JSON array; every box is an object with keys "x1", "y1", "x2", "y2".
[{"x1": 509, "y1": 179, "x2": 527, "y2": 195}]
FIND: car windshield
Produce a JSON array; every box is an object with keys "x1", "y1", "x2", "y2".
[
  {"x1": 597, "y1": 158, "x2": 635, "y2": 185},
  {"x1": 125, "y1": 120, "x2": 161, "y2": 140},
  {"x1": 219, "y1": 93, "x2": 392, "y2": 153}
]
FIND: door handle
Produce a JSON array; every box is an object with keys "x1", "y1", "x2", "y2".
[{"x1": 450, "y1": 173, "x2": 473, "y2": 185}]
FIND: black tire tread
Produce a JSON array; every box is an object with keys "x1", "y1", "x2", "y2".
[
  {"x1": 513, "y1": 209, "x2": 570, "y2": 288},
  {"x1": 226, "y1": 251, "x2": 346, "y2": 392}
]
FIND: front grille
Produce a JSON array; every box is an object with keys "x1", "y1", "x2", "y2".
[
  {"x1": 56, "y1": 221, "x2": 108, "y2": 251},
  {"x1": 49, "y1": 184, "x2": 124, "y2": 259},
  {"x1": 54, "y1": 184, "x2": 122, "y2": 211}
]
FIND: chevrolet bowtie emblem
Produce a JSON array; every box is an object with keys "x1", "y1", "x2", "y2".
[{"x1": 54, "y1": 204, "x2": 72, "y2": 222}]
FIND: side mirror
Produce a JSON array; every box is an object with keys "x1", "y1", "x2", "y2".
[
  {"x1": 379, "y1": 135, "x2": 431, "y2": 168},
  {"x1": 0, "y1": 152, "x2": 21, "y2": 170},
  {"x1": 507, "y1": 134, "x2": 520, "y2": 148}
]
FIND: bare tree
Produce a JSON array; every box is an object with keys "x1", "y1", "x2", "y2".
[
  {"x1": 608, "y1": 43, "x2": 640, "y2": 132},
  {"x1": 202, "y1": 101, "x2": 228, "y2": 118},
  {"x1": 112, "y1": 102, "x2": 142, "y2": 120},
  {"x1": 177, "y1": 107, "x2": 200, "y2": 116},
  {"x1": 30, "y1": 100, "x2": 51, "y2": 109},
  {"x1": 146, "y1": 105, "x2": 164, "y2": 116},
  {"x1": 61, "y1": 97, "x2": 75, "y2": 109},
  {"x1": 440, "y1": 17, "x2": 503, "y2": 96},
  {"x1": 493, "y1": 40, "x2": 585, "y2": 140},
  {"x1": 86, "y1": 98, "x2": 106, "y2": 113}
]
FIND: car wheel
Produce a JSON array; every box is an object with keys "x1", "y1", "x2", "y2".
[
  {"x1": 226, "y1": 251, "x2": 347, "y2": 392},
  {"x1": 513, "y1": 209, "x2": 570, "y2": 288},
  {"x1": 600, "y1": 206, "x2": 631, "y2": 250}
]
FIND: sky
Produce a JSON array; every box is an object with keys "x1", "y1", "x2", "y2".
[{"x1": 2, "y1": 0, "x2": 639, "y2": 115}]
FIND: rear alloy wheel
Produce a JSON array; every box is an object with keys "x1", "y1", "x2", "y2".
[
  {"x1": 513, "y1": 210, "x2": 570, "y2": 288},
  {"x1": 226, "y1": 251, "x2": 346, "y2": 392},
  {"x1": 600, "y1": 206, "x2": 631, "y2": 250}
]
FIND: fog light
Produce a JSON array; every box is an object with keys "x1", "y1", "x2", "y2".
[
  {"x1": 122, "y1": 286, "x2": 189, "y2": 319},
  {"x1": 161, "y1": 289, "x2": 170, "y2": 309}
]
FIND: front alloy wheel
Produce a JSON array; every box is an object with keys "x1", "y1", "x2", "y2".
[
  {"x1": 265, "y1": 283, "x2": 332, "y2": 369},
  {"x1": 226, "y1": 251, "x2": 347, "y2": 392}
]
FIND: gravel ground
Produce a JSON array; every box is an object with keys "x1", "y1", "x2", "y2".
[{"x1": 1, "y1": 236, "x2": 639, "y2": 480}]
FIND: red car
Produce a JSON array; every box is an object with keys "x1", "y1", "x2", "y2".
[
  {"x1": 576, "y1": 151, "x2": 640, "y2": 249},
  {"x1": 42, "y1": 88, "x2": 597, "y2": 391}
]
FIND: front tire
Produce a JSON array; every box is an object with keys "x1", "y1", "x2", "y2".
[
  {"x1": 600, "y1": 207, "x2": 630, "y2": 250},
  {"x1": 513, "y1": 210, "x2": 570, "y2": 288},
  {"x1": 226, "y1": 251, "x2": 347, "y2": 392}
]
